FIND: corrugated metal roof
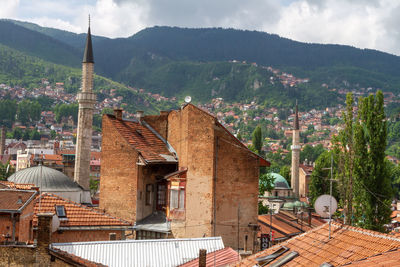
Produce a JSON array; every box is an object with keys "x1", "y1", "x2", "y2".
[{"x1": 52, "y1": 237, "x2": 224, "y2": 267}]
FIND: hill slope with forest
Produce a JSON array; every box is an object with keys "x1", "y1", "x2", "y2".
[{"x1": 2, "y1": 20, "x2": 400, "y2": 109}]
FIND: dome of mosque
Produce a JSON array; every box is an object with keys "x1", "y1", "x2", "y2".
[
  {"x1": 8, "y1": 165, "x2": 82, "y2": 192},
  {"x1": 269, "y1": 173, "x2": 290, "y2": 189}
]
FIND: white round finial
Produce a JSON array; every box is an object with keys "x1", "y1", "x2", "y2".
[{"x1": 184, "y1": 96, "x2": 192, "y2": 103}]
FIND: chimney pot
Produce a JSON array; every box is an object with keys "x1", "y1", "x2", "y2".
[
  {"x1": 114, "y1": 108, "x2": 123, "y2": 120},
  {"x1": 136, "y1": 111, "x2": 144, "y2": 122}
]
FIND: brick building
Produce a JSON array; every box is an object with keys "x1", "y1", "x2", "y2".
[
  {"x1": 33, "y1": 193, "x2": 133, "y2": 243},
  {"x1": 100, "y1": 104, "x2": 269, "y2": 251},
  {"x1": 0, "y1": 189, "x2": 38, "y2": 244}
]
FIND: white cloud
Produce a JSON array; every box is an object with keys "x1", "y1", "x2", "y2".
[{"x1": 0, "y1": 0, "x2": 20, "y2": 18}]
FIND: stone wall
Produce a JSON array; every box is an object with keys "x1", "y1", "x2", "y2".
[{"x1": 100, "y1": 115, "x2": 139, "y2": 222}]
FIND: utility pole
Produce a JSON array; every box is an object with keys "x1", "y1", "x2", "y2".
[{"x1": 322, "y1": 153, "x2": 334, "y2": 239}]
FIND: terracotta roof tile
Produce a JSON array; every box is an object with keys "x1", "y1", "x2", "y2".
[
  {"x1": 236, "y1": 222, "x2": 400, "y2": 267},
  {"x1": 180, "y1": 247, "x2": 239, "y2": 267},
  {"x1": 106, "y1": 114, "x2": 177, "y2": 163},
  {"x1": 0, "y1": 189, "x2": 37, "y2": 211},
  {"x1": 33, "y1": 193, "x2": 132, "y2": 228}
]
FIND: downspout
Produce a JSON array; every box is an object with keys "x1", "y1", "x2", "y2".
[{"x1": 213, "y1": 136, "x2": 218, "y2": 237}]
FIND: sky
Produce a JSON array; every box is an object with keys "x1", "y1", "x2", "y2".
[{"x1": 1, "y1": 0, "x2": 400, "y2": 56}]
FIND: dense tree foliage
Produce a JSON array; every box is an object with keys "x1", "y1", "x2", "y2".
[
  {"x1": 332, "y1": 92, "x2": 392, "y2": 231},
  {"x1": 252, "y1": 125, "x2": 263, "y2": 155}
]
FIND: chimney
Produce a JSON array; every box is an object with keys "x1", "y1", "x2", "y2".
[
  {"x1": 136, "y1": 111, "x2": 144, "y2": 123},
  {"x1": 35, "y1": 213, "x2": 53, "y2": 266},
  {"x1": 0, "y1": 126, "x2": 5, "y2": 155},
  {"x1": 113, "y1": 108, "x2": 123, "y2": 120},
  {"x1": 198, "y1": 249, "x2": 207, "y2": 267},
  {"x1": 17, "y1": 195, "x2": 23, "y2": 205}
]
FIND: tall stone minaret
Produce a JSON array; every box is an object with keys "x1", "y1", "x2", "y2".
[
  {"x1": 74, "y1": 21, "x2": 96, "y2": 190},
  {"x1": 0, "y1": 126, "x2": 5, "y2": 155},
  {"x1": 291, "y1": 102, "x2": 301, "y2": 198}
]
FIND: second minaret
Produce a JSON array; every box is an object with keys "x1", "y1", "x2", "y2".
[{"x1": 291, "y1": 102, "x2": 301, "y2": 198}]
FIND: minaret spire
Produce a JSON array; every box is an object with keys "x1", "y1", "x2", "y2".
[
  {"x1": 83, "y1": 15, "x2": 94, "y2": 63},
  {"x1": 74, "y1": 18, "x2": 96, "y2": 191}
]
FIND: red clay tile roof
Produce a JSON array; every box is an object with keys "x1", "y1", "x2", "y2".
[
  {"x1": 258, "y1": 213, "x2": 313, "y2": 240},
  {"x1": 33, "y1": 193, "x2": 132, "y2": 228},
  {"x1": 345, "y1": 248, "x2": 400, "y2": 266},
  {"x1": 0, "y1": 189, "x2": 37, "y2": 211},
  {"x1": 237, "y1": 222, "x2": 400, "y2": 267},
  {"x1": 0, "y1": 181, "x2": 36, "y2": 190},
  {"x1": 43, "y1": 154, "x2": 63, "y2": 161},
  {"x1": 50, "y1": 248, "x2": 107, "y2": 267},
  {"x1": 180, "y1": 247, "x2": 239, "y2": 267},
  {"x1": 106, "y1": 114, "x2": 177, "y2": 163}
]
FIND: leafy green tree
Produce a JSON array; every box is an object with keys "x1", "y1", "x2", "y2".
[
  {"x1": 259, "y1": 173, "x2": 275, "y2": 195},
  {"x1": 258, "y1": 201, "x2": 269, "y2": 215},
  {"x1": 309, "y1": 151, "x2": 338, "y2": 205},
  {"x1": 335, "y1": 93, "x2": 355, "y2": 225},
  {"x1": 16, "y1": 100, "x2": 41, "y2": 125},
  {"x1": 300, "y1": 144, "x2": 325, "y2": 163},
  {"x1": 279, "y1": 165, "x2": 291, "y2": 185},
  {"x1": 353, "y1": 91, "x2": 392, "y2": 231},
  {"x1": 0, "y1": 161, "x2": 14, "y2": 180},
  {"x1": 252, "y1": 125, "x2": 263, "y2": 155}
]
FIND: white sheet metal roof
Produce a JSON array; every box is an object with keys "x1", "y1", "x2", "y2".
[{"x1": 52, "y1": 237, "x2": 224, "y2": 267}]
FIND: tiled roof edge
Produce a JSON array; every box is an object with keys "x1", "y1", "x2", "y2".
[
  {"x1": 331, "y1": 222, "x2": 400, "y2": 242},
  {"x1": 36, "y1": 193, "x2": 132, "y2": 226}
]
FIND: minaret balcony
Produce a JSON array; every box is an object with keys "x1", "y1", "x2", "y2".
[
  {"x1": 291, "y1": 144, "x2": 301, "y2": 150},
  {"x1": 77, "y1": 92, "x2": 96, "y2": 104}
]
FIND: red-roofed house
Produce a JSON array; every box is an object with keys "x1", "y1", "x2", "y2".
[
  {"x1": 0, "y1": 189, "x2": 38, "y2": 243},
  {"x1": 33, "y1": 193, "x2": 133, "y2": 243}
]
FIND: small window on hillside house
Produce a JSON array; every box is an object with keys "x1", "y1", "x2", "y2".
[
  {"x1": 146, "y1": 184, "x2": 154, "y2": 205},
  {"x1": 55, "y1": 205, "x2": 66, "y2": 217}
]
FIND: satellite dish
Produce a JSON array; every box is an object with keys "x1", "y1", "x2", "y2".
[
  {"x1": 184, "y1": 96, "x2": 192, "y2": 103},
  {"x1": 314, "y1": 195, "x2": 337, "y2": 218},
  {"x1": 52, "y1": 214, "x2": 60, "y2": 233}
]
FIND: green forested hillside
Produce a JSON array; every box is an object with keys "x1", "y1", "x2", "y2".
[
  {"x1": 0, "y1": 43, "x2": 176, "y2": 113},
  {"x1": 3, "y1": 20, "x2": 400, "y2": 108}
]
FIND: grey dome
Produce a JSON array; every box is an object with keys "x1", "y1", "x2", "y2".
[{"x1": 8, "y1": 165, "x2": 82, "y2": 192}]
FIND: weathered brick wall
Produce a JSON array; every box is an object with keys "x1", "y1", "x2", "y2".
[
  {"x1": 50, "y1": 230, "x2": 124, "y2": 243},
  {"x1": 0, "y1": 214, "x2": 12, "y2": 242},
  {"x1": 214, "y1": 123, "x2": 260, "y2": 251},
  {"x1": 168, "y1": 105, "x2": 215, "y2": 239},
  {"x1": 100, "y1": 115, "x2": 138, "y2": 222},
  {"x1": 143, "y1": 112, "x2": 169, "y2": 140},
  {"x1": 18, "y1": 199, "x2": 35, "y2": 242}
]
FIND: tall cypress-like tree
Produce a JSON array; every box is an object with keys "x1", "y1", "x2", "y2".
[
  {"x1": 353, "y1": 91, "x2": 392, "y2": 231},
  {"x1": 335, "y1": 93, "x2": 355, "y2": 225},
  {"x1": 252, "y1": 125, "x2": 263, "y2": 155}
]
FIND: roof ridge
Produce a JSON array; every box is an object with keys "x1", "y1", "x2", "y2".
[{"x1": 331, "y1": 222, "x2": 400, "y2": 242}]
